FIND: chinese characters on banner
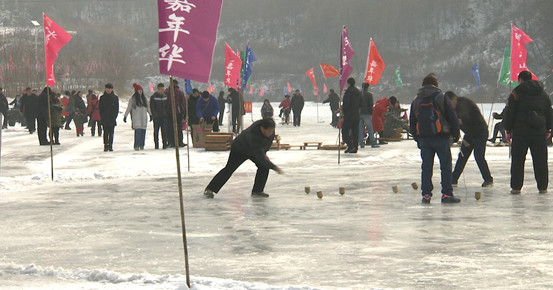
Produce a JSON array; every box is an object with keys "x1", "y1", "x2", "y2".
[
  {"x1": 43, "y1": 13, "x2": 72, "y2": 86},
  {"x1": 339, "y1": 26, "x2": 354, "y2": 92},
  {"x1": 510, "y1": 24, "x2": 537, "y2": 81},
  {"x1": 224, "y1": 43, "x2": 242, "y2": 89},
  {"x1": 244, "y1": 101, "x2": 252, "y2": 113},
  {"x1": 364, "y1": 38, "x2": 385, "y2": 86},
  {"x1": 305, "y1": 68, "x2": 318, "y2": 95},
  {"x1": 319, "y1": 63, "x2": 339, "y2": 79},
  {"x1": 158, "y1": 0, "x2": 224, "y2": 83}
]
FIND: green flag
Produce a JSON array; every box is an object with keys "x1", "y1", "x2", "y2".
[
  {"x1": 498, "y1": 41, "x2": 512, "y2": 86},
  {"x1": 395, "y1": 66, "x2": 403, "y2": 89}
]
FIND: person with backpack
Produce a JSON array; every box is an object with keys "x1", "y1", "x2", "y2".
[
  {"x1": 503, "y1": 70, "x2": 553, "y2": 194},
  {"x1": 446, "y1": 91, "x2": 494, "y2": 188},
  {"x1": 409, "y1": 73, "x2": 460, "y2": 204}
]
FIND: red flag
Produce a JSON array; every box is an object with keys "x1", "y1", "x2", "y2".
[
  {"x1": 364, "y1": 39, "x2": 386, "y2": 85},
  {"x1": 43, "y1": 13, "x2": 72, "y2": 86},
  {"x1": 287, "y1": 83, "x2": 292, "y2": 93},
  {"x1": 323, "y1": 83, "x2": 328, "y2": 93},
  {"x1": 249, "y1": 85, "x2": 254, "y2": 94},
  {"x1": 150, "y1": 82, "x2": 155, "y2": 93},
  {"x1": 510, "y1": 24, "x2": 537, "y2": 81},
  {"x1": 260, "y1": 87, "x2": 264, "y2": 97},
  {"x1": 305, "y1": 68, "x2": 318, "y2": 91},
  {"x1": 339, "y1": 26, "x2": 354, "y2": 91},
  {"x1": 319, "y1": 63, "x2": 339, "y2": 79},
  {"x1": 207, "y1": 83, "x2": 214, "y2": 93},
  {"x1": 224, "y1": 43, "x2": 242, "y2": 89}
]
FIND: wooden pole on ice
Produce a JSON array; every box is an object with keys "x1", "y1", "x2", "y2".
[
  {"x1": 47, "y1": 86, "x2": 54, "y2": 180},
  {"x1": 169, "y1": 77, "x2": 190, "y2": 287}
]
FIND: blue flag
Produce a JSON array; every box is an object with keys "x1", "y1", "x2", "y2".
[
  {"x1": 184, "y1": 79, "x2": 193, "y2": 95},
  {"x1": 472, "y1": 63, "x2": 480, "y2": 87},
  {"x1": 298, "y1": 84, "x2": 302, "y2": 93},
  {"x1": 241, "y1": 44, "x2": 257, "y2": 91},
  {"x1": 283, "y1": 86, "x2": 287, "y2": 96}
]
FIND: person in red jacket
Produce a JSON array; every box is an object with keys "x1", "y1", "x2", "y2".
[
  {"x1": 278, "y1": 95, "x2": 291, "y2": 125},
  {"x1": 86, "y1": 93, "x2": 102, "y2": 137},
  {"x1": 372, "y1": 96, "x2": 390, "y2": 144}
]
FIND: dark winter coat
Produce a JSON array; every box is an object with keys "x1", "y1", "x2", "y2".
[
  {"x1": 149, "y1": 92, "x2": 168, "y2": 119},
  {"x1": 50, "y1": 98, "x2": 64, "y2": 127},
  {"x1": 20, "y1": 93, "x2": 38, "y2": 117},
  {"x1": 231, "y1": 119, "x2": 276, "y2": 170},
  {"x1": 196, "y1": 95, "x2": 220, "y2": 120},
  {"x1": 261, "y1": 103, "x2": 274, "y2": 118},
  {"x1": 342, "y1": 85, "x2": 362, "y2": 120},
  {"x1": 99, "y1": 91, "x2": 119, "y2": 126},
  {"x1": 290, "y1": 94, "x2": 305, "y2": 112},
  {"x1": 0, "y1": 92, "x2": 8, "y2": 114},
  {"x1": 164, "y1": 85, "x2": 186, "y2": 116},
  {"x1": 360, "y1": 90, "x2": 374, "y2": 115},
  {"x1": 504, "y1": 80, "x2": 553, "y2": 135},
  {"x1": 454, "y1": 97, "x2": 487, "y2": 138},
  {"x1": 188, "y1": 95, "x2": 200, "y2": 124},
  {"x1": 410, "y1": 84, "x2": 460, "y2": 141},
  {"x1": 322, "y1": 92, "x2": 340, "y2": 111},
  {"x1": 372, "y1": 97, "x2": 389, "y2": 132},
  {"x1": 36, "y1": 91, "x2": 50, "y2": 120},
  {"x1": 75, "y1": 96, "x2": 86, "y2": 112},
  {"x1": 87, "y1": 95, "x2": 101, "y2": 121},
  {"x1": 217, "y1": 93, "x2": 226, "y2": 113},
  {"x1": 229, "y1": 90, "x2": 240, "y2": 114}
]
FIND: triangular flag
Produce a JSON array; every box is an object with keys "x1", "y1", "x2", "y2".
[
  {"x1": 207, "y1": 83, "x2": 214, "y2": 93},
  {"x1": 364, "y1": 38, "x2": 385, "y2": 85},
  {"x1": 323, "y1": 83, "x2": 328, "y2": 93}
]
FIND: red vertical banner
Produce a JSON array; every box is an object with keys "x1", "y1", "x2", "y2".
[
  {"x1": 224, "y1": 43, "x2": 242, "y2": 89},
  {"x1": 364, "y1": 39, "x2": 386, "y2": 85},
  {"x1": 244, "y1": 101, "x2": 252, "y2": 113},
  {"x1": 43, "y1": 14, "x2": 72, "y2": 86},
  {"x1": 287, "y1": 83, "x2": 292, "y2": 93},
  {"x1": 323, "y1": 83, "x2": 328, "y2": 93},
  {"x1": 158, "y1": 0, "x2": 224, "y2": 82},
  {"x1": 339, "y1": 26, "x2": 354, "y2": 92},
  {"x1": 260, "y1": 87, "x2": 264, "y2": 97},
  {"x1": 305, "y1": 67, "x2": 318, "y2": 91},
  {"x1": 510, "y1": 24, "x2": 537, "y2": 81}
]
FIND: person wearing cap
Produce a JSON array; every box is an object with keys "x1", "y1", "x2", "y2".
[
  {"x1": 0, "y1": 87, "x2": 8, "y2": 129},
  {"x1": 150, "y1": 83, "x2": 169, "y2": 149},
  {"x1": 86, "y1": 90, "x2": 102, "y2": 137},
  {"x1": 99, "y1": 83, "x2": 119, "y2": 152},
  {"x1": 124, "y1": 83, "x2": 152, "y2": 150},
  {"x1": 196, "y1": 91, "x2": 220, "y2": 132},
  {"x1": 164, "y1": 80, "x2": 186, "y2": 148},
  {"x1": 410, "y1": 73, "x2": 460, "y2": 204},
  {"x1": 20, "y1": 87, "x2": 38, "y2": 134}
]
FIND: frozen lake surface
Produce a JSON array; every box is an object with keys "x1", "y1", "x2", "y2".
[{"x1": 1, "y1": 102, "x2": 552, "y2": 290}]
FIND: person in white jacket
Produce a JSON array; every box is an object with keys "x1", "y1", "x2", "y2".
[{"x1": 124, "y1": 83, "x2": 152, "y2": 150}]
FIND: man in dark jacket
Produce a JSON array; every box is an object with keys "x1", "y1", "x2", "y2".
[
  {"x1": 410, "y1": 73, "x2": 460, "y2": 204},
  {"x1": 489, "y1": 100, "x2": 508, "y2": 144},
  {"x1": 217, "y1": 91, "x2": 226, "y2": 126},
  {"x1": 197, "y1": 91, "x2": 220, "y2": 132},
  {"x1": 165, "y1": 80, "x2": 186, "y2": 148},
  {"x1": 341, "y1": 78, "x2": 362, "y2": 153},
  {"x1": 187, "y1": 89, "x2": 200, "y2": 125},
  {"x1": 359, "y1": 83, "x2": 378, "y2": 148},
  {"x1": 446, "y1": 91, "x2": 493, "y2": 187},
  {"x1": 322, "y1": 89, "x2": 340, "y2": 127},
  {"x1": 20, "y1": 87, "x2": 38, "y2": 134},
  {"x1": 99, "y1": 83, "x2": 119, "y2": 152},
  {"x1": 203, "y1": 118, "x2": 283, "y2": 198},
  {"x1": 504, "y1": 70, "x2": 553, "y2": 194},
  {"x1": 228, "y1": 87, "x2": 240, "y2": 133},
  {"x1": 290, "y1": 89, "x2": 305, "y2": 126},
  {"x1": 150, "y1": 83, "x2": 168, "y2": 149},
  {"x1": 0, "y1": 88, "x2": 8, "y2": 129},
  {"x1": 36, "y1": 87, "x2": 54, "y2": 145}
]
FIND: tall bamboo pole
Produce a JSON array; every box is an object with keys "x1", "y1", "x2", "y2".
[{"x1": 169, "y1": 77, "x2": 190, "y2": 287}]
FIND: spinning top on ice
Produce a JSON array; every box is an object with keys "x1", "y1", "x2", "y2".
[
  {"x1": 475, "y1": 192, "x2": 482, "y2": 200},
  {"x1": 411, "y1": 182, "x2": 418, "y2": 190},
  {"x1": 392, "y1": 185, "x2": 399, "y2": 193},
  {"x1": 317, "y1": 191, "x2": 323, "y2": 199},
  {"x1": 339, "y1": 187, "x2": 345, "y2": 195},
  {"x1": 305, "y1": 186, "x2": 311, "y2": 194}
]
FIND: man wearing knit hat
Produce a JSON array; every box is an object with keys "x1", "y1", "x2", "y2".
[
  {"x1": 410, "y1": 73, "x2": 461, "y2": 204},
  {"x1": 99, "y1": 83, "x2": 119, "y2": 151}
]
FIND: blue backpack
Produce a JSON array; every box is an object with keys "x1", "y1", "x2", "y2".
[{"x1": 416, "y1": 92, "x2": 443, "y2": 137}]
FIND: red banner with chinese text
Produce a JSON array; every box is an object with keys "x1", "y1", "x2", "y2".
[
  {"x1": 43, "y1": 14, "x2": 72, "y2": 86},
  {"x1": 364, "y1": 39, "x2": 385, "y2": 85}
]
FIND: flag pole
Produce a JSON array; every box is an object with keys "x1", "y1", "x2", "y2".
[
  {"x1": 337, "y1": 89, "x2": 341, "y2": 165},
  {"x1": 169, "y1": 76, "x2": 190, "y2": 287},
  {"x1": 47, "y1": 86, "x2": 54, "y2": 180},
  {"x1": 185, "y1": 91, "x2": 190, "y2": 172}
]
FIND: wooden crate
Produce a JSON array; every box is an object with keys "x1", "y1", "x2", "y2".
[{"x1": 204, "y1": 132, "x2": 234, "y2": 151}]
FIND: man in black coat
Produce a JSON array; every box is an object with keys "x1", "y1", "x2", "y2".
[
  {"x1": 228, "y1": 87, "x2": 240, "y2": 133},
  {"x1": 446, "y1": 91, "x2": 493, "y2": 187},
  {"x1": 217, "y1": 91, "x2": 226, "y2": 126},
  {"x1": 0, "y1": 87, "x2": 8, "y2": 129},
  {"x1": 322, "y1": 89, "x2": 340, "y2": 127},
  {"x1": 504, "y1": 70, "x2": 553, "y2": 194},
  {"x1": 290, "y1": 89, "x2": 305, "y2": 126},
  {"x1": 99, "y1": 83, "x2": 119, "y2": 152},
  {"x1": 341, "y1": 78, "x2": 362, "y2": 153},
  {"x1": 203, "y1": 118, "x2": 283, "y2": 198},
  {"x1": 36, "y1": 87, "x2": 55, "y2": 145},
  {"x1": 150, "y1": 83, "x2": 169, "y2": 149},
  {"x1": 20, "y1": 87, "x2": 38, "y2": 134}
]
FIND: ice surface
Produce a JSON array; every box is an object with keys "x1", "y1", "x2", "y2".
[{"x1": 1, "y1": 102, "x2": 552, "y2": 290}]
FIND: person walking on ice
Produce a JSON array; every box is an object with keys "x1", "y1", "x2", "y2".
[
  {"x1": 124, "y1": 83, "x2": 152, "y2": 150},
  {"x1": 203, "y1": 118, "x2": 284, "y2": 198}
]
